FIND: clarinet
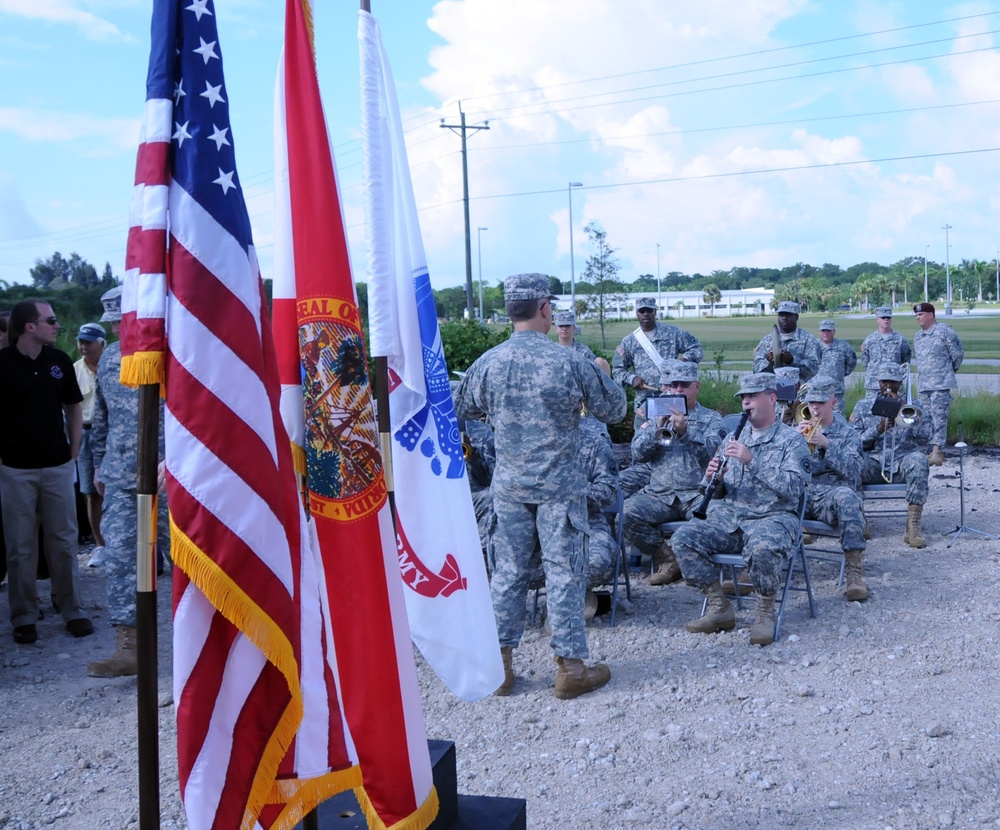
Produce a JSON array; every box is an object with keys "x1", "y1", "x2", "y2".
[{"x1": 692, "y1": 410, "x2": 750, "y2": 520}]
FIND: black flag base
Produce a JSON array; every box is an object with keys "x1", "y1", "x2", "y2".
[{"x1": 298, "y1": 740, "x2": 526, "y2": 830}]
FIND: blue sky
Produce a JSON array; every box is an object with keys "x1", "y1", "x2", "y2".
[{"x1": 2, "y1": 0, "x2": 1000, "y2": 297}]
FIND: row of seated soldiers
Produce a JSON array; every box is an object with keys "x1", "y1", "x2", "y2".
[{"x1": 462, "y1": 357, "x2": 931, "y2": 646}]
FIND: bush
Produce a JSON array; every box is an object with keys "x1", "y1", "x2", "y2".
[{"x1": 440, "y1": 320, "x2": 511, "y2": 374}]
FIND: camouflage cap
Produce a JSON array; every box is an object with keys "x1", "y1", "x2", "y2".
[
  {"x1": 776, "y1": 300, "x2": 801, "y2": 314},
  {"x1": 734, "y1": 372, "x2": 777, "y2": 396},
  {"x1": 774, "y1": 366, "x2": 800, "y2": 382},
  {"x1": 818, "y1": 319, "x2": 836, "y2": 331},
  {"x1": 802, "y1": 375, "x2": 837, "y2": 402},
  {"x1": 877, "y1": 361, "x2": 905, "y2": 382},
  {"x1": 77, "y1": 322, "x2": 106, "y2": 342},
  {"x1": 554, "y1": 310, "x2": 576, "y2": 326},
  {"x1": 635, "y1": 296, "x2": 657, "y2": 311},
  {"x1": 660, "y1": 359, "x2": 698, "y2": 385},
  {"x1": 875, "y1": 306, "x2": 893, "y2": 318},
  {"x1": 504, "y1": 273, "x2": 556, "y2": 302},
  {"x1": 99, "y1": 286, "x2": 123, "y2": 323}
]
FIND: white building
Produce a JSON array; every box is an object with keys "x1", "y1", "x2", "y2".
[{"x1": 554, "y1": 287, "x2": 776, "y2": 319}]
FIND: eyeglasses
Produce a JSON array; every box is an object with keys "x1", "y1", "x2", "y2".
[
  {"x1": 34, "y1": 316, "x2": 58, "y2": 326},
  {"x1": 667, "y1": 381, "x2": 693, "y2": 389}
]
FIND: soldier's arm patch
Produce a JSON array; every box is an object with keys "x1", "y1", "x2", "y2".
[
  {"x1": 800, "y1": 456, "x2": 812, "y2": 475},
  {"x1": 616, "y1": 345, "x2": 625, "y2": 355}
]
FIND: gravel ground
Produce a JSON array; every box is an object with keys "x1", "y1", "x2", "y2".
[{"x1": 2, "y1": 448, "x2": 1000, "y2": 830}]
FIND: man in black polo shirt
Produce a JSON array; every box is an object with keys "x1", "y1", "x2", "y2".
[{"x1": 0, "y1": 299, "x2": 93, "y2": 644}]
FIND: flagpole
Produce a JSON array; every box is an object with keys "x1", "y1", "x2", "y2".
[{"x1": 136, "y1": 384, "x2": 160, "y2": 830}]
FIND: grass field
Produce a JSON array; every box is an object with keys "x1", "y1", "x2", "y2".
[{"x1": 571, "y1": 312, "x2": 998, "y2": 365}]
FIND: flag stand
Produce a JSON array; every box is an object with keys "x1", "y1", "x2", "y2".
[{"x1": 136, "y1": 384, "x2": 161, "y2": 830}]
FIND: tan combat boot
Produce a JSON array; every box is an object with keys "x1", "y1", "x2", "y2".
[
  {"x1": 87, "y1": 626, "x2": 138, "y2": 678},
  {"x1": 685, "y1": 583, "x2": 736, "y2": 633},
  {"x1": 844, "y1": 549, "x2": 868, "y2": 602},
  {"x1": 495, "y1": 647, "x2": 515, "y2": 696},
  {"x1": 553, "y1": 657, "x2": 611, "y2": 700},
  {"x1": 903, "y1": 504, "x2": 927, "y2": 549},
  {"x1": 721, "y1": 568, "x2": 753, "y2": 596},
  {"x1": 928, "y1": 445, "x2": 945, "y2": 466},
  {"x1": 650, "y1": 541, "x2": 682, "y2": 586},
  {"x1": 749, "y1": 596, "x2": 777, "y2": 646}
]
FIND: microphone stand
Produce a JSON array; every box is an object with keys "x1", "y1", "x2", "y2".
[{"x1": 947, "y1": 421, "x2": 999, "y2": 548}]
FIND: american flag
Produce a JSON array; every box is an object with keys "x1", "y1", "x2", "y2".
[{"x1": 120, "y1": 1, "x2": 361, "y2": 828}]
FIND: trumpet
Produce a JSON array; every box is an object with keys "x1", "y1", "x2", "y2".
[
  {"x1": 793, "y1": 401, "x2": 823, "y2": 453},
  {"x1": 655, "y1": 426, "x2": 675, "y2": 447}
]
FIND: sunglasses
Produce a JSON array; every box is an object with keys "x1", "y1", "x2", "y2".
[
  {"x1": 35, "y1": 316, "x2": 58, "y2": 325},
  {"x1": 667, "y1": 381, "x2": 693, "y2": 389}
]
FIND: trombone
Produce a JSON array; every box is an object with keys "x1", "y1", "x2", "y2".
[
  {"x1": 879, "y1": 363, "x2": 924, "y2": 481},
  {"x1": 794, "y1": 401, "x2": 823, "y2": 453}
]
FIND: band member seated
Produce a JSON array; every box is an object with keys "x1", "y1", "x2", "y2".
[
  {"x1": 796, "y1": 376, "x2": 869, "y2": 601},
  {"x1": 622, "y1": 360, "x2": 724, "y2": 586},
  {"x1": 851, "y1": 361, "x2": 932, "y2": 549},
  {"x1": 672, "y1": 373, "x2": 810, "y2": 646},
  {"x1": 774, "y1": 366, "x2": 801, "y2": 426}
]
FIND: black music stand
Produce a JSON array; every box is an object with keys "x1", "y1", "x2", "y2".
[{"x1": 947, "y1": 422, "x2": 999, "y2": 548}]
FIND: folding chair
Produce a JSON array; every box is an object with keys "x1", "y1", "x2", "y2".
[
  {"x1": 702, "y1": 490, "x2": 816, "y2": 641},
  {"x1": 861, "y1": 483, "x2": 908, "y2": 519}
]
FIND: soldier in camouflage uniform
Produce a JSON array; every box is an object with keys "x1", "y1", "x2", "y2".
[
  {"x1": 852, "y1": 362, "x2": 932, "y2": 549},
  {"x1": 623, "y1": 361, "x2": 724, "y2": 586},
  {"x1": 912, "y1": 302, "x2": 963, "y2": 466},
  {"x1": 462, "y1": 417, "x2": 497, "y2": 571},
  {"x1": 752, "y1": 301, "x2": 822, "y2": 382},
  {"x1": 796, "y1": 376, "x2": 868, "y2": 600},
  {"x1": 816, "y1": 319, "x2": 857, "y2": 415},
  {"x1": 554, "y1": 310, "x2": 597, "y2": 361},
  {"x1": 455, "y1": 274, "x2": 626, "y2": 699},
  {"x1": 672, "y1": 372, "x2": 810, "y2": 646},
  {"x1": 87, "y1": 287, "x2": 170, "y2": 678},
  {"x1": 859, "y1": 306, "x2": 911, "y2": 400},
  {"x1": 612, "y1": 296, "x2": 702, "y2": 429}
]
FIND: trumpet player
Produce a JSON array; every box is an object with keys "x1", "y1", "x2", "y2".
[
  {"x1": 672, "y1": 373, "x2": 810, "y2": 646},
  {"x1": 622, "y1": 361, "x2": 724, "y2": 585},
  {"x1": 852, "y1": 362, "x2": 932, "y2": 548},
  {"x1": 796, "y1": 377, "x2": 869, "y2": 601}
]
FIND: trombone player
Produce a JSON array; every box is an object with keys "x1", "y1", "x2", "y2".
[
  {"x1": 851, "y1": 362, "x2": 932, "y2": 548},
  {"x1": 796, "y1": 377, "x2": 869, "y2": 601},
  {"x1": 623, "y1": 361, "x2": 724, "y2": 585}
]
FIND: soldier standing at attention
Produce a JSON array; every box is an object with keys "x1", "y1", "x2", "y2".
[
  {"x1": 612, "y1": 296, "x2": 702, "y2": 429},
  {"x1": 912, "y1": 302, "x2": 963, "y2": 466},
  {"x1": 816, "y1": 319, "x2": 857, "y2": 415},
  {"x1": 455, "y1": 274, "x2": 626, "y2": 699},
  {"x1": 860, "y1": 306, "x2": 911, "y2": 399},
  {"x1": 554, "y1": 310, "x2": 597, "y2": 361}
]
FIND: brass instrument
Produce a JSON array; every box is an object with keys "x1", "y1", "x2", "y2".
[
  {"x1": 880, "y1": 363, "x2": 923, "y2": 481},
  {"x1": 898, "y1": 363, "x2": 924, "y2": 427},
  {"x1": 793, "y1": 401, "x2": 823, "y2": 453},
  {"x1": 655, "y1": 426, "x2": 675, "y2": 447}
]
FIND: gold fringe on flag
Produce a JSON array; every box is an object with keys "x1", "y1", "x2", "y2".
[
  {"x1": 120, "y1": 351, "x2": 165, "y2": 389},
  {"x1": 354, "y1": 785, "x2": 439, "y2": 830}
]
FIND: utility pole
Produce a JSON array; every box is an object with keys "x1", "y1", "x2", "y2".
[
  {"x1": 942, "y1": 224, "x2": 953, "y2": 316},
  {"x1": 477, "y1": 226, "x2": 487, "y2": 321},
  {"x1": 567, "y1": 182, "x2": 583, "y2": 314},
  {"x1": 656, "y1": 242, "x2": 661, "y2": 314},
  {"x1": 441, "y1": 103, "x2": 489, "y2": 319},
  {"x1": 924, "y1": 244, "x2": 929, "y2": 303}
]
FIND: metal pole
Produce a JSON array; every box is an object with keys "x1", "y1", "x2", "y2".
[
  {"x1": 924, "y1": 245, "x2": 929, "y2": 303},
  {"x1": 477, "y1": 226, "x2": 487, "y2": 321},
  {"x1": 995, "y1": 251, "x2": 998, "y2": 304},
  {"x1": 656, "y1": 242, "x2": 661, "y2": 315},
  {"x1": 136, "y1": 385, "x2": 160, "y2": 830},
  {"x1": 568, "y1": 182, "x2": 582, "y2": 314},
  {"x1": 943, "y1": 224, "x2": 953, "y2": 315}
]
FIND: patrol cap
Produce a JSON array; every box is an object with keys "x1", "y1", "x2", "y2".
[
  {"x1": 877, "y1": 361, "x2": 905, "y2": 382},
  {"x1": 734, "y1": 372, "x2": 777, "y2": 397},
  {"x1": 99, "y1": 286, "x2": 123, "y2": 323},
  {"x1": 773, "y1": 366, "x2": 800, "y2": 382},
  {"x1": 77, "y1": 323, "x2": 106, "y2": 342},
  {"x1": 876, "y1": 306, "x2": 893, "y2": 318},
  {"x1": 913, "y1": 301, "x2": 936, "y2": 314},
  {"x1": 776, "y1": 300, "x2": 800, "y2": 314},
  {"x1": 818, "y1": 319, "x2": 836, "y2": 331},
  {"x1": 802, "y1": 376, "x2": 837, "y2": 402},
  {"x1": 660, "y1": 360, "x2": 698, "y2": 385},
  {"x1": 635, "y1": 296, "x2": 657, "y2": 311},
  {"x1": 503, "y1": 273, "x2": 556, "y2": 302},
  {"x1": 554, "y1": 310, "x2": 576, "y2": 326}
]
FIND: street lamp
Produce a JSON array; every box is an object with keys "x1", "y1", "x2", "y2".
[
  {"x1": 943, "y1": 224, "x2": 953, "y2": 315},
  {"x1": 477, "y1": 226, "x2": 487, "y2": 321},
  {"x1": 923, "y1": 244, "x2": 929, "y2": 303},
  {"x1": 656, "y1": 242, "x2": 661, "y2": 315},
  {"x1": 995, "y1": 251, "x2": 999, "y2": 304},
  {"x1": 568, "y1": 182, "x2": 583, "y2": 314}
]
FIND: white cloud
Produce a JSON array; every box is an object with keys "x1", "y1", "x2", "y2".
[
  {"x1": 0, "y1": 108, "x2": 140, "y2": 153},
  {"x1": 0, "y1": 0, "x2": 128, "y2": 40}
]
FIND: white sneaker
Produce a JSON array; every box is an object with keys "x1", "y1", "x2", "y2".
[{"x1": 87, "y1": 547, "x2": 106, "y2": 568}]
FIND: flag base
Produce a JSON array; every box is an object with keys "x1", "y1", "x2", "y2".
[{"x1": 297, "y1": 740, "x2": 526, "y2": 830}]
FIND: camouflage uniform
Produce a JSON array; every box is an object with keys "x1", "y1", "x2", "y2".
[
  {"x1": 803, "y1": 412, "x2": 866, "y2": 551},
  {"x1": 565, "y1": 340, "x2": 597, "y2": 362},
  {"x1": 462, "y1": 419, "x2": 496, "y2": 571},
  {"x1": 623, "y1": 403, "x2": 724, "y2": 559},
  {"x1": 852, "y1": 395, "x2": 930, "y2": 505},
  {"x1": 672, "y1": 419, "x2": 810, "y2": 598},
  {"x1": 860, "y1": 331, "x2": 911, "y2": 395},
  {"x1": 752, "y1": 327, "x2": 823, "y2": 381},
  {"x1": 612, "y1": 323, "x2": 702, "y2": 424},
  {"x1": 818, "y1": 338, "x2": 858, "y2": 414},
  {"x1": 92, "y1": 342, "x2": 170, "y2": 627},
  {"x1": 455, "y1": 329, "x2": 626, "y2": 659},
  {"x1": 913, "y1": 321, "x2": 964, "y2": 448}
]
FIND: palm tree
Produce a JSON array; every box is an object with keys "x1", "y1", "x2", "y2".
[{"x1": 702, "y1": 284, "x2": 722, "y2": 315}]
